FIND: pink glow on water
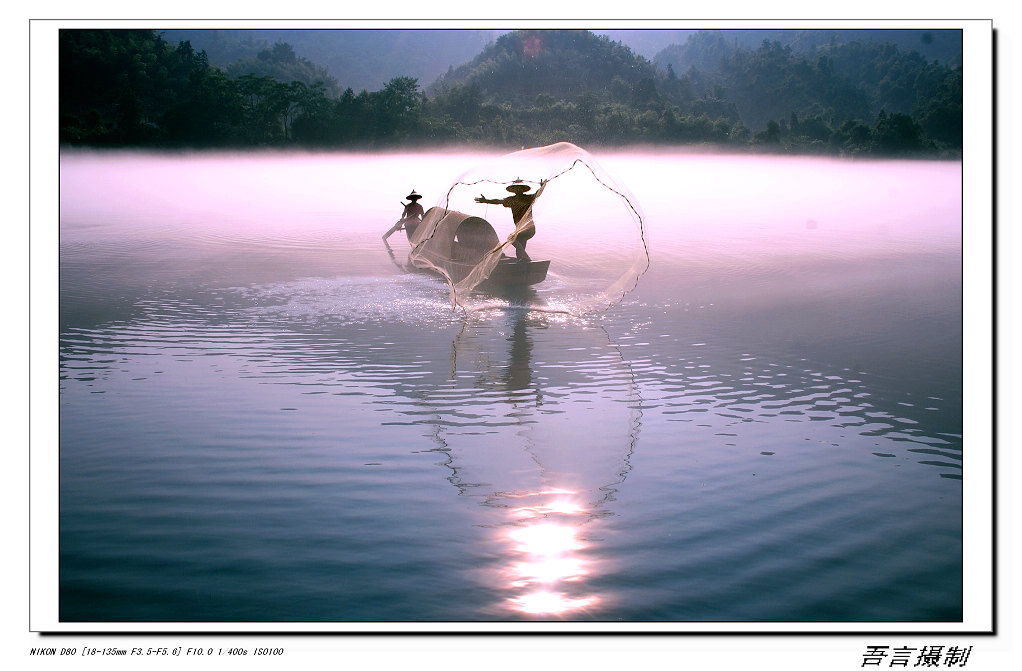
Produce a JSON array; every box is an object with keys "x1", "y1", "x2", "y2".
[
  {"x1": 60, "y1": 150, "x2": 960, "y2": 266},
  {"x1": 606, "y1": 152, "x2": 961, "y2": 263}
]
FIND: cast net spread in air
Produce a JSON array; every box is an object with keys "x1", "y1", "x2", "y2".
[{"x1": 407, "y1": 142, "x2": 649, "y2": 312}]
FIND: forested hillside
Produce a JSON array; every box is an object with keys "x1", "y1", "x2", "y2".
[
  {"x1": 653, "y1": 29, "x2": 961, "y2": 71},
  {"x1": 653, "y1": 30, "x2": 962, "y2": 144},
  {"x1": 59, "y1": 28, "x2": 962, "y2": 157},
  {"x1": 159, "y1": 29, "x2": 503, "y2": 94},
  {"x1": 432, "y1": 30, "x2": 656, "y2": 104}
]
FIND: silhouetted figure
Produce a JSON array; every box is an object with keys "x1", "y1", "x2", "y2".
[
  {"x1": 383, "y1": 190, "x2": 425, "y2": 241},
  {"x1": 475, "y1": 179, "x2": 544, "y2": 262}
]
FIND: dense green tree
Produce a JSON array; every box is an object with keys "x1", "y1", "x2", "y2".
[
  {"x1": 373, "y1": 76, "x2": 424, "y2": 141},
  {"x1": 430, "y1": 82, "x2": 485, "y2": 126},
  {"x1": 60, "y1": 29, "x2": 210, "y2": 144},
  {"x1": 756, "y1": 119, "x2": 783, "y2": 144},
  {"x1": 162, "y1": 68, "x2": 246, "y2": 145},
  {"x1": 914, "y1": 65, "x2": 963, "y2": 149},
  {"x1": 871, "y1": 110, "x2": 931, "y2": 154},
  {"x1": 225, "y1": 41, "x2": 342, "y2": 97}
]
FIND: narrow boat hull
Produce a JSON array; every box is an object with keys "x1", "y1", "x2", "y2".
[
  {"x1": 481, "y1": 258, "x2": 550, "y2": 287},
  {"x1": 403, "y1": 209, "x2": 549, "y2": 288},
  {"x1": 410, "y1": 255, "x2": 550, "y2": 288}
]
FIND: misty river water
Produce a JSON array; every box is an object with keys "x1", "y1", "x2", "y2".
[{"x1": 57, "y1": 149, "x2": 963, "y2": 624}]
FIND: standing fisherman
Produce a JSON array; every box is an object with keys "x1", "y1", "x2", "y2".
[
  {"x1": 383, "y1": 190, "x2": 425, "y2": 241},
  {"x1": 474, "y1": 179, "x2": 545, "y2": 262}
]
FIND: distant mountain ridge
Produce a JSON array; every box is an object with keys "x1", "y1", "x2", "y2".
[
  {"x1": 430, "y1": 30, "x2": 656, "y2": 105},
  {"x1": 162, "y1": 27, "x2": 961, "y2": 94},
  {"x1": 160, "y1": 29, "x2": 504, "y2": 93}
]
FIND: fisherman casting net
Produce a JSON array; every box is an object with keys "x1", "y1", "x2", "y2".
[{"x1": 406, "y1": 142, "x2": 649, "y2": 312}]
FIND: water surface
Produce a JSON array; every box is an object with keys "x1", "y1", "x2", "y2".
[{"x1": 58, "y1": 150, "x2": 963, "y2": 623}]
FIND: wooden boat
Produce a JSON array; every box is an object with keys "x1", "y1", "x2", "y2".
[
  {"x1": 405, "y1": 208, "x2": 550, "y2": 288},
  {"x1": 481, "y1": 257, "x2": 550, "y2": 287}
]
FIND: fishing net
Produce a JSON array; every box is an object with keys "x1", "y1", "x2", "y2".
[{"x1": 407, "y1": 142, "x2": 649, "y2": 312}]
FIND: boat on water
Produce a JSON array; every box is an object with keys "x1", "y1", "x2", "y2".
[
  {"x1": 383, "y1": 143, "x2": 648, "y2": 309},
  {"x1": 403, "y1": 207, "x2": 550, "y2": 288}
]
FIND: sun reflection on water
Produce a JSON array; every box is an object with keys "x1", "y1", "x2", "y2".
[
  {"x1": 510, "y1": 591, "x2": 597, "y2": 616},
  {"x1": 500, "y1": 489, "x2": 601, "y2": 617}
]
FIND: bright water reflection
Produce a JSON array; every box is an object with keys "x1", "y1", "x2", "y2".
[
  {"x1": 384, "y1": 301, "x2": 640, "y2": 618},
  {"x1": 505, "y1": 493, "x2": 595, "y2": 616},
  {"x1": 58, "y1": 150, "x2": 963, "y2": 623}
]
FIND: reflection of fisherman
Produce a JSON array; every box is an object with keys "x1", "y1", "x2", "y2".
[
  {"x1": 382, "y1": 190, "x2": 425, "y2": 241},
  {"x1": 475, "y1": 179, "x2": 545, "y2": 262},
  {"x1": 503, "y1": 308, "x2": 533, "y2": 392}
]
